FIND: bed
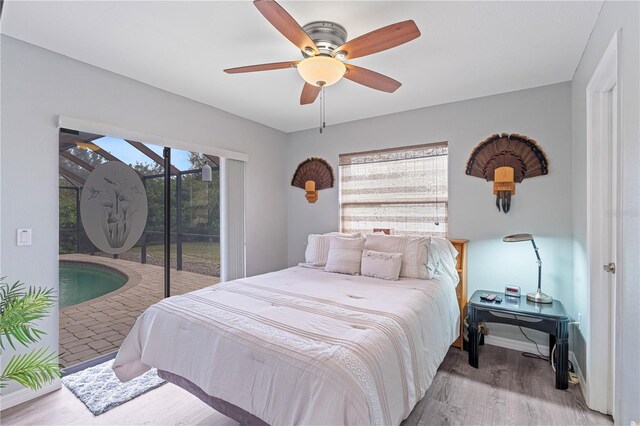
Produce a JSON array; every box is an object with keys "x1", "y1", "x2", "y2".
[{"x1": 113, "y1": 239, "x2": 468, "y2": 426}]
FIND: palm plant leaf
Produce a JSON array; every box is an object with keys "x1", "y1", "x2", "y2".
[
  {"x1": 0, "y1": 347, "x2": 60, "y2": 389},
  {"x1": 0, "y1": 281, "x2": 55, "y2": 352},
  {"x1": 0, "y1": 279, "x2": 60, "y2": 390},
  {"x1": 0, "y1": 280, "x2": 25, "y2": 312}
]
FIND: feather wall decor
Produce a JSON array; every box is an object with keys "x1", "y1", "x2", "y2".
[
  {"x1": 291, "y1": 157, "x2": 334, "y2": 203},
  {"x1": 466, "y1": 133, "x2": 549, "y2": 213}
]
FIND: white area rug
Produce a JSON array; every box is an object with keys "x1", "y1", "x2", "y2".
[{"x1": 61, "y1": 359, "x2": 165, "y2": 415}]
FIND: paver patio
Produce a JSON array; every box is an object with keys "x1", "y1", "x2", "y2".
[{"x1": 59, "y1": 254, "x2": 220, "y2": 368}]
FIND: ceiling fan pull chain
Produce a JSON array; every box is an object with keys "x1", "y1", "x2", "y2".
[
  {"x1": 318, "y1": 82, "x2": 326, "y2": 134},
  {"x1": 434, "y1": 160, "x2": 440, "y2": 226},
  {"x1": 319, "y1": 89, "x2": 322, "y2": 134},
  {"x1": 322, "y1": 85, "x2": 326, "y2": 130}
]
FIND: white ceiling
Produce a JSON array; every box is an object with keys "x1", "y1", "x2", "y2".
[{"x1": 1, "y1": 1, "x2": 602, "y2": 133}]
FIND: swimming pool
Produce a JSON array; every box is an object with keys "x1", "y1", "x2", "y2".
[{"x1": 59, "y1": 261, "x2": 128, "y2": 308}]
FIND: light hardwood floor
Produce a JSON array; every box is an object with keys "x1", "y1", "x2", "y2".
[{"x1": 1, "y1": 345, "x2": 612, "y2": 426}]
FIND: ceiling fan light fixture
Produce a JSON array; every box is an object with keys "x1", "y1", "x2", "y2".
[{"x1": 297, "y1": 56, "x2": 346, "y2": 87}]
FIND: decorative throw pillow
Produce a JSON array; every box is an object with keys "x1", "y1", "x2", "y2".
[
  {"x1": 364, "y1": 234, "x2": 431, "y2": 279},
  {"x1": 304, "y1": 232, "x2": 360, "y2": 267},
  {"x1": 324, "y1": 236, "x2": 366, "y2": 275},
  {"x1": 361, "y1": 249, "x2": 403, "y2": 281}
]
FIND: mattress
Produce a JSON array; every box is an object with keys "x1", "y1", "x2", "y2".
[{"x1": 113, "y1": 266, "x2": 459, "y2": 426}]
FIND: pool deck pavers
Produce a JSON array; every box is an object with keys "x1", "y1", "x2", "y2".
[{"x1": 59, "y1": 254, "x2": 220, "y2": 368}]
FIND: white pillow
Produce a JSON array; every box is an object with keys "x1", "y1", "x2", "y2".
[
  {"x1": 428, "y1": 237, "x2": 460, "y2": 285},
  {"x1": 364, "y1": 234, "x2": 431, "y2": 279},
  {"x1": 364, "y1": 233, "x2": 406, "y2": 253},
  {"x1": 324, "y1": 236, "x2": 366, "y2": 275},
  {"x1": 304, "y1": 232, "x2": 360, "y2": 267},
  {"x1": 325, "y1": 231, "x2": 361, "y2": 239},
  {"x1": 361, "y1": 249, "x2": 403, "y2": 281},
  {"x1": 425, "y1": 240, "x2": 441, "y2": 278},
  {"x1": 304, "y1": 234, "x2": 331, "y2": 266}
]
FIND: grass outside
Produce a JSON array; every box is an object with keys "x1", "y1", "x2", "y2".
[{"x1": 96, "y1": 241, "x2": 220, "y2": 276}]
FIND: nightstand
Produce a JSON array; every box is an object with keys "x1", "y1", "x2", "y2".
[{"x1": 467, "y1": 290, "x2": 570, "y2": 389}]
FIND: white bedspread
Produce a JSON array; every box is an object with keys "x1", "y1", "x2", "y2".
[{"x1": 113, "y1": 267, "x2": 459, "y2": 426}]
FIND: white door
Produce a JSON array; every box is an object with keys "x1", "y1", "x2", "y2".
[
  {"x1": 602, "y1": 83, "x2": 618, "y2": 417},
  {"x1": 586, "y1": 32, "x2": 620, "y2": 418}
]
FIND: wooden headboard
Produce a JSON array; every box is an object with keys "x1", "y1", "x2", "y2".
[{"x1": 448, "y1": 239, "x2": 468, "y2": 350}]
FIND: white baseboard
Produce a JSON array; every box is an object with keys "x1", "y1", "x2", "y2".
[
  {"x1": 570, "y1": 351, "x2": 588, "y2": 400},
  {"x1": 484, "y1": 334, "x2": 550, "y2": 355},
  {"x1": 0, "y1": 379, "x2": 61, "y2": 411}
]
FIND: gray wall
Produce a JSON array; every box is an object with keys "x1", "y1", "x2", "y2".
[
  {"x1": 287, "y1": 82, "x2": 574, "y2": 344},
  {"x1": 0, "y1": 36, "x2": 289, "y2": 398},
  {"x1": 571, "y1": 1, "x2": 639, "y2": 423}
]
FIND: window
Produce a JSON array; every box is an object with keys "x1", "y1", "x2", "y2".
[{"x1": 339, "y1": 142, "x2": 448, "y2": 237}]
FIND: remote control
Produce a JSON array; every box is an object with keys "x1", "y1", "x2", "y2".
[
  {"x1": 485, "y1": 294, "x2": 497, "y2": 302},
  {"x1": 480, "y1": 293, "x2": 489, "y2": 301},
  {"x1": 494, "y1": 296, "x2": 503, "y2": 303}
]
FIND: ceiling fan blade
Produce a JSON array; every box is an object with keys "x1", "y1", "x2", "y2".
[
  {"x1": 300, "y1": 83, "x2": 321, "y2": 105},
  {"x1": 344, "y1": 64, "x2": 401, "y2": 93},
  {"x1": 224, "y1": 61, "x2": 299, "y2": 74},
  {"x1": 335, "y1": 20, "x2": 420, "y2": 60},
  {"x1": 253, "y1": 0, "x2": 319, "y2": 55}
]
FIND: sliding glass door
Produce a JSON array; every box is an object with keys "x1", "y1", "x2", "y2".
[
  {"x1": 58, "y1": 129, "x2": 220, "y2": 369},
  {"x1": 164, "y1": 148, "x2": 221, "y2": 296}
]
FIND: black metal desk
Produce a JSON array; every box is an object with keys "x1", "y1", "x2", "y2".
[{"x1": 467, "y1": 290, "x2": 570, "y2": 389}]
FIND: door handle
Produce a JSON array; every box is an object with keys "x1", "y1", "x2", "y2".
[{"x1": 603, "y1": 263, "x2": 616, "y2": 274}]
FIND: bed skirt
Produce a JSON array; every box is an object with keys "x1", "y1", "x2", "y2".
[{"x1": 157, "y1": 370, "x2": 269, "y2": 426}]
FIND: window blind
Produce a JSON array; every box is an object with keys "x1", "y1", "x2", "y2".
[{"x1": 339, "y1": 142, "x2": 448, "y2": 237}]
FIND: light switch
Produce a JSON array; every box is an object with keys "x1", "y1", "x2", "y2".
[{"x1": 17, "y1": 229, "x2": 32, "y2": 246}]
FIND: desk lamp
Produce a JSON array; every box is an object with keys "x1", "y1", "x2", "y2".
[{"x1": 503, "y1": 233, "x2": 552, "y2": 304}]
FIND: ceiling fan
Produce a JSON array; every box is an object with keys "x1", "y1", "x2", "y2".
[{"x1": 224, "y1": 0, "x2": 421, "y2": 106}]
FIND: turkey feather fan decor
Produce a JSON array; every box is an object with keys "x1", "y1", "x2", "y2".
[
  {"x1": 291, "y1": 157, "x2": 334, "y2": 203},
  {"x1": 465, "y1": 133, "x2": 549, "y2": 213}
]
